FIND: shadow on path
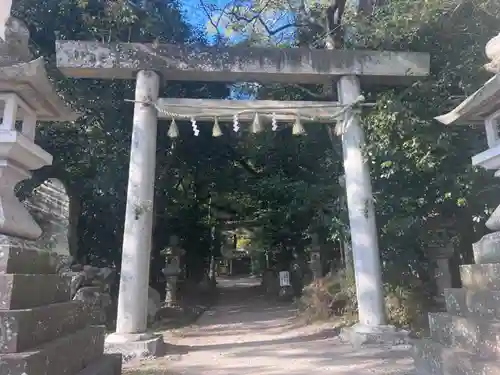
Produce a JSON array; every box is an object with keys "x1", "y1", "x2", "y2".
[{"x1": 124, "y1": 276, "x2": 414, "y2": 375}]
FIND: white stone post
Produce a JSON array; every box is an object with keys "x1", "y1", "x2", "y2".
[
  {"x1": 115, "y1": 70, "x2": 160, "y2": 335},
  {"x1": 338, "y1": 76, "x2": 386, "y2": 328}
]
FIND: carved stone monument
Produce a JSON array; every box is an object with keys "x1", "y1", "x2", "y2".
[{"x1": 0, "y1": 8, "x2": 121, "y2": 375}]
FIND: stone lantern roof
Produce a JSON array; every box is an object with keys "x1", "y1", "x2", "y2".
[
  {"x1": 435, "y1": 33, "x2": 500, "y2": 127},
  {"x1": 435, "y1": 74, "x2": 500, "y2": 126},
  {"x1": 435, "y1": 33, "x2": 500, "y2": 172},
  {"x1": 0, "y1": 17, "x2": 78, "y2": 122}
]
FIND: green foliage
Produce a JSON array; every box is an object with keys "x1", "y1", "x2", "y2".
[
  {"x1": 298, "y1": 271, "x2": 357, "y2": 323},
  {"x1": 299, "y1": 270, "x2": 430, "y2": 330},
  {"x1": 13, "y1": 0, "x2": 500, "y2": 324}
]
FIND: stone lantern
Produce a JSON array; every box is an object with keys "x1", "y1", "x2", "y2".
[
  {"x1": 309, "y1": 232, "x2": 322, "y2": 279},
  {"x1": 435, "y1": 34, "x2": 500, "y2": 263},
  {"x1": 424, "y1": 216, "x2": 455, "y2": 303},
  {"x1": 0, "y1": 17, "x2": 77, "y2": 242},
  {"x1": 0, "y1": 8, "x2": 122, "y2": 375},
  {"x1": 161, "y1": 235, "x2": 185, "y2": 306},
  {"x1": 412, "y1": 32, "x2": 500, "y2": 375}
]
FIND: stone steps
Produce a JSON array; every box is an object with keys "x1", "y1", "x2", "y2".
[
  {"x1": 413, "y1": 338, "x2": 500, "y2": 375},
  {"x1": 428, "y1": 312, "x2": 500, "y2": 358},
  {"x1": 0, "y1": 325, "x2": 105, "y2": 375},
  {"x1": 0, "y1": 301, "x2": 92, "y2": 353},
  {"x1": 0, "y1": 274, "x2": 70, "y2": 310}
]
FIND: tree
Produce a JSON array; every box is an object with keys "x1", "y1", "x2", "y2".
[{"x1": 194, "y1": 0, "x2": 500, "y2": 285}]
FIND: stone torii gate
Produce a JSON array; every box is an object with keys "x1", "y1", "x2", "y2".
[{"x1": 55, "y1": 41, "x2": 429, "y2": 355}]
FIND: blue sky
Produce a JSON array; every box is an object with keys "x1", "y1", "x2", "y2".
[
  {"x1": 180, "y1": 0, "x2": 228, "y2": 40},
  {"x1": 178, "y1": 0, "x2": 296, "y2": 45}
]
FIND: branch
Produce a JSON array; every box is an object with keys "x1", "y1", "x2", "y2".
[
  {"x1": 292, "y1": 84, "x2": 330, "y2": 99},
  {"x1": 199, "y1": 0, "x2": 223, "y2": 40},
  {"x1": 226, "y1": 3, "x2": 303, "y2": 37}
]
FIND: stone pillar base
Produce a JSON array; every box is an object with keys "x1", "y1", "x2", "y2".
[
  {"x1": 105, "y1": 332, "x2": 165, "y2": 361},
  {"x1": 339, "y1": 323, "x2": 411, "y2": 349}
]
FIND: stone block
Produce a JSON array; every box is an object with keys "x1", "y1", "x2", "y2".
[
  {"x1": 0, "y1": 246, "x2": 56, "y2": 274},
  {"x1": 413, "y1": 338, "x2": 500, "y2": 375},
  {"x1": 445, "y1": 288, "x2": 500, "y2": 319},
  {"x1": 460, "y1": 264, "x2": 500, "y2": 290},
  {"x1": 0, "y1": 274, "x2": 70, "y2": 310},
  {"x1": 0, "y1": 300, "x2": 91, "y2": 353},
  {"x1": 105, "y1": 333, "x2": 164, "y2": 360},
  {"x1": 444, "y1": 288, "x2": 467, "y2": 316},
  {"x1": 76, "y1": 354, "x2": 122, "y2": 375},
  {"x1": 429, "y1": 312, "x2": 500, "y2": 358},
  {"x1": 0, "y1": 325, "x2": 105, "y2": 375},
  {"x1": 339, "y1": 323, "x2": 410, "y2": 349},
  {"x1": 56, "y1": 41, "x2": 430, "y2": 85},
  {"x1": 473, "y1": 232, "x2": 500, "y2": 264}
]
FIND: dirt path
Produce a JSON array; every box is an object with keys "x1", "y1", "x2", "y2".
[{"x1": 124, "y1": 277, "x2": 414, "y2": 375}]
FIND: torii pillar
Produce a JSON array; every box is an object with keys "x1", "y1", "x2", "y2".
[
  {"x1": 54, "y1": 40, "x2": 430, "y2": 352},
  {"x1": 336, "y1": 75, "x2": 398, "y2": 345},
  {"x1": 105, "y1": 70, "x2": 164, "y2": 356}
]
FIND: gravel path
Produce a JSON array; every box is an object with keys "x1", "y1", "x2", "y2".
[{"x1": 124, "y1": 276, "x2": 414, "y2": 375}]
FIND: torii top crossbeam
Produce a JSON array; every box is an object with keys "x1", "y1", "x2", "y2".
[{"x1": 55, "y1": 41, "x2": 430, "y2": 86}]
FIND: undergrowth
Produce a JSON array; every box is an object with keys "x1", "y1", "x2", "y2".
[{"x1": 298, "y1": 269, "x2": 432, "y2": 334}]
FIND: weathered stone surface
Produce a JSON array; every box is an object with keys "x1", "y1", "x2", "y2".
[
  {"x1": 76, "y1": 353, "x2": 122, "y2": 375},
  {"x1": 445, "y1": 288, "x2": 500, "y2": 320},
  {"x1": 485, "y1": 205, "x2": 500, "y2": 231},
  {"x1": 0, "y1": 300, "x2": 90, "y2": 353},
  {"x1": 0, "y1": 245, "x2": 56, "y2": 274},
  {"x1": 339, "y1": 323, "x2": 410, "y2": 348},
  {"x1": 473, "y1": 232, "x2": 500, "y2": 264},
  {"x1": 412, "y1": 338, "x2": 500, "y2": 375},
  {"x1": 0, "y1": 274, "x2": 70, "y2": 310},
  {"x1": 73, "y1": 286, "x2": 112, "y2": 325},
  {"x1": 435, "y1": 74, "x2": 500, "y2": 127},
  {"x1": 429, "y1": 312, "x2": 500, "y2": 359},
  {"x1": 148, "y1": 286, "x2": 161, "y2": 324},
  {"x1": 485, "y1": 33, "x2": 500, "y2": 73},
  {"x1": 444, "y1": 288, "x2": 467, "y2": 316},
  {"x1": 0, "y1": 17, "x2": 31, "y2": 66},
  {"x1": 19, "y1": 178, "x2": 71, "y2": 256},
  {"x1": 0, "y1": 134, "x2": 53, "y2": 240},
  {"x1": 460, "y1": 264, "x2": 500, "y2": 290},
  {"x1": 0, "y1": 325, "x2": 105, "y2": 375},
  {"x1": 55, "y1": 41, "x2": 430, "y2": 86},
  {"x1": 105, "y1": 333, "x2": 164, "y2": 360}
]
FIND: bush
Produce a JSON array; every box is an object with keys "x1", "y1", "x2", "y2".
[
  {"x1": 298, "y1": 270, "x2": 357, "y2": 324},
  {"x1": 298, "y1": 268, "x2": 430, "y2": 331}
]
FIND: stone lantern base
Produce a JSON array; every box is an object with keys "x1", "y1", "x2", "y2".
[{"x1": 105, "y1": 332, "x2": 164, "y2": 360}]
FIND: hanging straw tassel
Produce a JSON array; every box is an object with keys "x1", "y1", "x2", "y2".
[
  {"x1": 168, "y1": 118, "x2": 179, "y2": 138},
  {"x1": 292, "y1": 115, "x2": 306, "y2": 135},
  {"x1": 212, "y1": 117, "x2": 223, "y2": 137},
  {"x1": 191, "y1": 117, "x2": 200, "y2": 136},
  {"x1": 233, "y1": 114, "x2": 240, "y2": 132},
  {"x1": 251, "y1": 113, "x2": 263, "y2": 133},
  {"x1": 271, "y1": 113, "x2": 278, "y2": 131}
]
